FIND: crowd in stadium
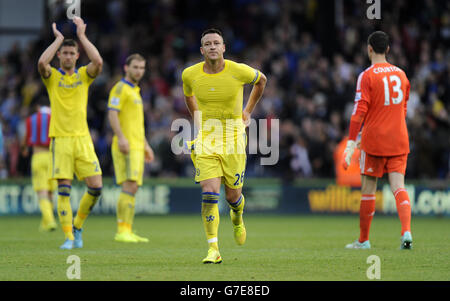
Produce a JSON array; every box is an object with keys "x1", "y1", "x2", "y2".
[{"x1": 0, "y1": 0, "x2": 449, "y2": 181}]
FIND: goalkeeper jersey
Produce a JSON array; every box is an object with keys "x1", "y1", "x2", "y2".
[{"x1": 351, "y1": 62, "x2": 410, "y2": 156}]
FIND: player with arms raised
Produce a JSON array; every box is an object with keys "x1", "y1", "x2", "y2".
[
  {"x1": 182, "y1": 29, "x2": 267, "y2": 263},
  {"x1": 37, "y1": 17, "x2": 103, "y2": 250},
  {"x1": 343, "y1": 31, "x2": 413, "y2": 250}
]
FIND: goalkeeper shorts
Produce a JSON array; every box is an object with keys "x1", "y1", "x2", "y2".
[{"x1": 360, "y1": 150, "x2": 408, "y2": 178}]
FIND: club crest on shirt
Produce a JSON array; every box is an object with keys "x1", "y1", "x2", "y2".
[{"x1": 205, "y1": 215, "x2": 215, "y2": 222}]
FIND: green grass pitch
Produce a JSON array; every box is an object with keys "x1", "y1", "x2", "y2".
[{"x1": 0, "y1": 214, "x2": 448, "y2": 281}]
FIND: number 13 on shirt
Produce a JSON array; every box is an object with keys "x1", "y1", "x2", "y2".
[{"x1": 383, "y1": 75, "x2": 403, "y2": 106}]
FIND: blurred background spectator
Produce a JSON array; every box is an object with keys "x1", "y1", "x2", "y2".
[{"x1": 0, "y1": 0, "x2": 449, "y2": 182}]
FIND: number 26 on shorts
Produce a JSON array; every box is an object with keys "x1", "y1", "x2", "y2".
[{"x1": 234, "y1": 171, "x2": 245, "y2": 186}]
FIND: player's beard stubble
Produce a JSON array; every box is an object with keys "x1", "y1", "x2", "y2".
[{"x1": 129, "y1": 73, "x2": 143, "y2": 84}]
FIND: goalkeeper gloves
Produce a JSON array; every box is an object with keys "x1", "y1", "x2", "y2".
[{"x1": 342, "y1": 140, "x2": 357, "y2": 170}]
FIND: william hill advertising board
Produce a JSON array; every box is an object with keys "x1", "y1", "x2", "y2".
[{"x1": 0, "y1": 181, "x2": 448, "y2": 216}]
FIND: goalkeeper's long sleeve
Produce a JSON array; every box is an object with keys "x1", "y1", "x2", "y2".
[{"x1": 348, "y1": 99, "x2": 368, "y2": 141}]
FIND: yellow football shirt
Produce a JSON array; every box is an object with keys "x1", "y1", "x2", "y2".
[
  {"x1": 182, "y1": 59, "x2": 260, "y2": 152},
  {"x1": 182, "y1": 59, "x2": 260, "y2": 118},
  {"x1": 41, "y1": 66, "x2": 95, "y2": 137},
  {"x1": 108, "y1": 79, "x2": 145, "y2": 151}
]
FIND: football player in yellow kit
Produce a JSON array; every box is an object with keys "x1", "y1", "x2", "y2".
[
  {"x1": 182, "y1": 29, "x2": 267, "y2": 263},
  {"x1": 38, "y1": 17, "x2": 103, "y2": 250},
  {"x1": 108, "y1": 54, "x2": 155, "y2": 243}
]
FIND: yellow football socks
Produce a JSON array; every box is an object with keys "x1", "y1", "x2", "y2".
[
  {"x1": 229, "y1": 194, "x2": 245, "y2": 225},
  {"x1": 57, "y1": 185, "x2": 74, "y2": 240},
  {"x1": 117, "y1": 191, "x2": 135, "y2": 233},
  {"x1": 201, "y1": 192, "x2": 220, "y2": 251},
  {"x1": 39, "y1": 198, "x2": 55, "y2": 226},
  {"x1": 73, "y1": 187, "x2": 101, "y2": 230}
]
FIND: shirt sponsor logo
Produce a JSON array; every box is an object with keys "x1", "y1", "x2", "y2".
[
  {"x1": 111, "y1": 97, "x2": 120, "y2": 106},
  {"x1": 58, "y1": 81, "x2": 82, "y2": 88}
]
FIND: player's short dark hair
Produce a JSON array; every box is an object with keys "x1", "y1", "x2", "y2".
[
  {"x1": 367, "y1": 31, "x2": 389, "y2": 54},
  {"x1": 58, "y1": 39, "x2": 79, "y2": 51},
  {"x1": 201, "y1": 28, "x2": 224, "y2": 45},
  {"x1": 125, "y1": 53, "x2": 146, "y2": 65}
]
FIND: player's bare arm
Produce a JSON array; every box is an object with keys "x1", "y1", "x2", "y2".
[
  {"x1": 243, "y1": 72, "x2": 267, "y2": 126},
  {"x1": 37, "y1": 23, "x2": 64, "y2": 78},
  {"x1": 184, "y1": 95, "x2": 201, "y2": 129},
  {"x1": 20, "y1": 130, "x2": 29, "y2": 157},
  {"x1": 144, "y1": 140, "x2": 155, "y2": 163},
  {"x1": 108, "y1": 110, "x2": 129, "y2": 155},
  {"x1": 73, "y1": 16, "x2": 103, "y2": 78}
]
